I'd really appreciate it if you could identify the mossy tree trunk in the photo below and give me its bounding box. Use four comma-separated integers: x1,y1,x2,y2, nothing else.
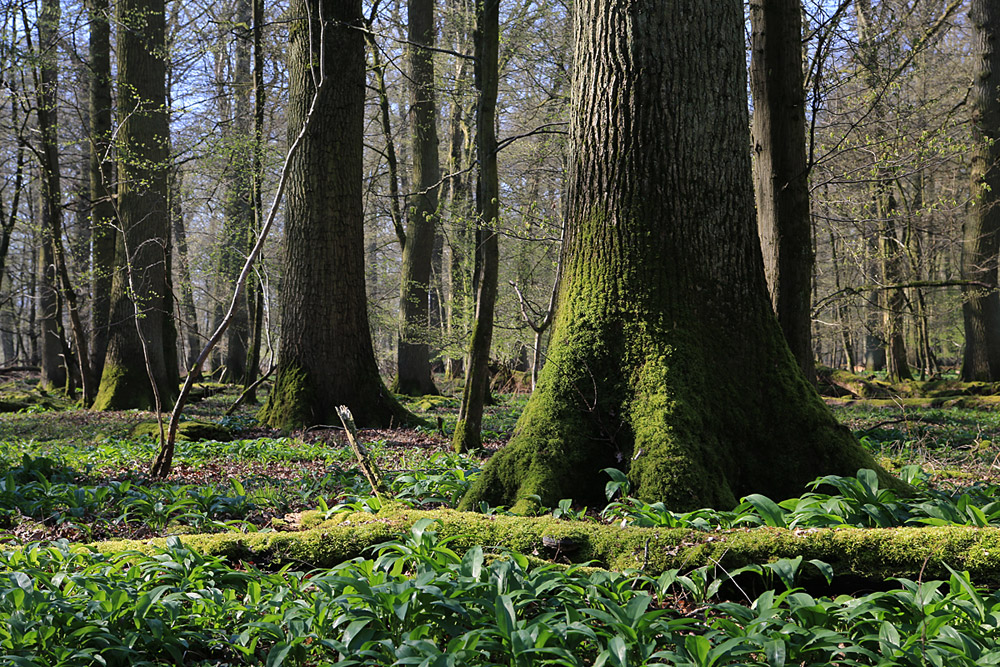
750,0,815,384
962,0,1000,382
93,0,179,410
452,0,499,453
258,0,416,430
393,0,441,397
460,0,894,514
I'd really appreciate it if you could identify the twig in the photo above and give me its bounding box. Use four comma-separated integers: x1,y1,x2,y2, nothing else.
337,405,388,499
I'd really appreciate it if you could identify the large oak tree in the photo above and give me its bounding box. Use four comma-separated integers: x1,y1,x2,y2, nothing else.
460,0,894,513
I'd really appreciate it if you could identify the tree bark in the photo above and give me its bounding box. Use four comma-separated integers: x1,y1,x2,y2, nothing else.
87,0,115,386
93,0,178,410
35,0,66,392
460,0,893,513
242,0,266,398
962,0,1000,381
217,0,254,383
750,0,815,384
258,0,417,429
452,0,500,453
393,0,442,396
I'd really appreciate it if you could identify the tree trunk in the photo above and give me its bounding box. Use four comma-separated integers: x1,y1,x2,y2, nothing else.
35,0,66,392
169,167,201,372
93,0,178,410
242,0,266,398
750,0,815,384
217,0,254,383
452,0,500,453
393,0,442,396
962,0,1000,381
87,0,115,387
460,0,893,513
258,0,417,429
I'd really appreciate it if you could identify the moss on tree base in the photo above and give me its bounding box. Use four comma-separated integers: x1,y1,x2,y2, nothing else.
91,362,177,411
258,362,424,430
86,506,1000,590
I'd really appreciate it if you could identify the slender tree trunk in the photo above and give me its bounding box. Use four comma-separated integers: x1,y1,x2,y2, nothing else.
258,0,417,429
93,0,178,410
452,0,500,453
393,0,442,396
750,0,815,383
242,0,266,398
87,0,115,386
962,0,1000,381
217,0,254,383
34,0,65,391
169,168,201,372
444,0,473,379
460,0,892,513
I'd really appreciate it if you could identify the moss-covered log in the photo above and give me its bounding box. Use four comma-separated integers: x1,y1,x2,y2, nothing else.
459,1,895,514
89,507,1000,590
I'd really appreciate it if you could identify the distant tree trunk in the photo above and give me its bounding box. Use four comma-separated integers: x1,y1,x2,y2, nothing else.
879,190,913,381
460,0,891,513
444,0,473,380
242,0,266,398
93,0,178,410
217,0,254,383
35,0,66,391
453,0,500,453
750,0,815,383
87,0,115,386
258,0,417,429
37,0,93,401
393,0,442,396
169,168,201,372
962,0,1000,381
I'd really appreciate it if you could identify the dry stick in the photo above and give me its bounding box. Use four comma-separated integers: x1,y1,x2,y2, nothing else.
149,69,328,477
336,405,388,499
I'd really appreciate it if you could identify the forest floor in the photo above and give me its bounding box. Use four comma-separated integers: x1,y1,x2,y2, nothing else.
7,370,1000,664
2,369,1000,541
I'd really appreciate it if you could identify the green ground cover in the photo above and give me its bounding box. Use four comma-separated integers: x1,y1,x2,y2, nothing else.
5,373,1000,664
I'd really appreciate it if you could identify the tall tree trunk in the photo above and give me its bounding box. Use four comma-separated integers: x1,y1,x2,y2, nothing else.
962,0,1000,381
93,0,178,410
452,0,500,453
87,0,115,386
242,0,266,398
258,0,417,429
460,0,892,513
750,0,815,383
217,0,254,383
445,57,473,379
34,0,65,391
393,0,442,396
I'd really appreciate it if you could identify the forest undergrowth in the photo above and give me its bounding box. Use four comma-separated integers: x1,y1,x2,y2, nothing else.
5,371,1000,664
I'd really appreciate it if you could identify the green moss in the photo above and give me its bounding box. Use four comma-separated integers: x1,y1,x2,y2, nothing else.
131,420,233,442
92,362,176,411
257,363,314,430
83,507,1000,589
